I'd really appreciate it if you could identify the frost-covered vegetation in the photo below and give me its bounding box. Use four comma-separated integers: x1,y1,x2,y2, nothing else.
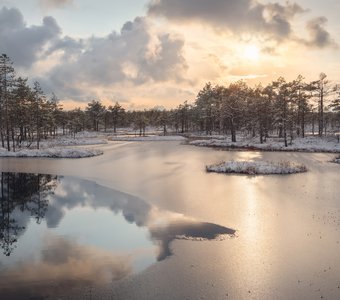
190,135,340,153
0,147,103,158
206,160,307,175
0,131,105,158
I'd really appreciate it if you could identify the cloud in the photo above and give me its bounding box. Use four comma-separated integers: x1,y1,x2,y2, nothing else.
0,6,61,68
147,0,339,53
304,17,337,48
147,0,305,41
39,0,74,10
0,6,187,100
45,35,84,58
39,17,187,99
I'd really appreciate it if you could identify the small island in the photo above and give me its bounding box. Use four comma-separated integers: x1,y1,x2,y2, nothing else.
206,160,307,175
0,132,106,158
0,147,103,158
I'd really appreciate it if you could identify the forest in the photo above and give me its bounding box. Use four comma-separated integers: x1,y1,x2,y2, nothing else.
1,53,340,152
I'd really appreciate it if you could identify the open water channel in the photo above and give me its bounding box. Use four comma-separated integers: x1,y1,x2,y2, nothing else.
0,141,339,299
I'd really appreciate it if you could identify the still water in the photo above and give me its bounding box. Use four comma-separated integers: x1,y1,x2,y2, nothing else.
0,141,339,299
0,172,234,299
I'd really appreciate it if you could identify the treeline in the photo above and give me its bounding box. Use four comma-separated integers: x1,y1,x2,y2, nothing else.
1,54,340,152
192,75,340,146
58,75,340,146
0,54,64,151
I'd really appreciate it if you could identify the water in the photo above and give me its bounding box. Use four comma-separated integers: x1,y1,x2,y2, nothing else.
0,171,234,299
0,141,339,299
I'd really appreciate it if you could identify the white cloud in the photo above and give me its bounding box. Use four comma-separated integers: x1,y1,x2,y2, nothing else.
0,7,61,68
39,17,187,101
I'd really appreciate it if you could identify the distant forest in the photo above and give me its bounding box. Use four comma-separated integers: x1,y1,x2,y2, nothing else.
1,54,340,152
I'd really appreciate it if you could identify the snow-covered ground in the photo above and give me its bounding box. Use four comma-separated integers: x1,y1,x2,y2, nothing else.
43,132,108,147
0,133,107,158
333,155,340,164
0,147,103,158
2,130,339,159
189,135,340,153
206,160,307,175
109,135,187,141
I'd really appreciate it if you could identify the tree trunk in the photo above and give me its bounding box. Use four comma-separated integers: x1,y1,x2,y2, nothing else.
230,119,236,142
301,111,305,138
319,90,324,137
11,128,15,152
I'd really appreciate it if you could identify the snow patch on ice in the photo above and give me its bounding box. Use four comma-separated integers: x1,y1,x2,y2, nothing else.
206,160,307,175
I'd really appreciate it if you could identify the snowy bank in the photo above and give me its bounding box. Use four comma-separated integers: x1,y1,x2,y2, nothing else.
190,136,340,153
206,160,307,175
42,134,108,147
0,147,103,158
109,135,187,141
333,155,340,164
46,137,107,147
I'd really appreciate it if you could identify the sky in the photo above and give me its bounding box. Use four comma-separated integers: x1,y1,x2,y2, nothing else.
0,0,339,110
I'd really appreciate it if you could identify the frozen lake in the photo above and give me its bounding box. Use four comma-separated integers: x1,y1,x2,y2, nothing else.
0,141,339,299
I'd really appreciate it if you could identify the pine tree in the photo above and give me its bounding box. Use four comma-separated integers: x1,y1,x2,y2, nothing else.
0,54,16,151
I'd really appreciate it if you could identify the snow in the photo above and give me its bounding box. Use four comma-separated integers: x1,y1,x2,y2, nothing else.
109,135,187,141
0,132,186,158
0,147,103,158
43,138,107,147
42,133,108,147
206,160,307,175
189,135,340,153
0,133,107,158
333,155,340,164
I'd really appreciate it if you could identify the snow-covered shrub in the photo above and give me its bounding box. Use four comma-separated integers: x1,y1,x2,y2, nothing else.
206,160,307,175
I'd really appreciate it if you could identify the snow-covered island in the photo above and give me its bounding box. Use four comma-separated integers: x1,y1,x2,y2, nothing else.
206,160,307,175
0,132,106,158
189,135,340,153
0,147,103,158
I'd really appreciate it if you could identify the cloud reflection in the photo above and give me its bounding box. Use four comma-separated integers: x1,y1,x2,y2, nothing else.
48,177,236,260
0,236,132,299
0,172,235,298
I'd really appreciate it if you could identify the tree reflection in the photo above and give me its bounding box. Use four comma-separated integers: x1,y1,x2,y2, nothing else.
0,174,236,299
0,172,58,256
0,172,236,261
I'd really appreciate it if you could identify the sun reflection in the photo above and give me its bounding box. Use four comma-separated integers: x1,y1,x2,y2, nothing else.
243,178,260,242
236,151,262,160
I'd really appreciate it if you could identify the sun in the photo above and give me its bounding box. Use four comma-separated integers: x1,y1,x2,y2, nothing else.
243,45,260,61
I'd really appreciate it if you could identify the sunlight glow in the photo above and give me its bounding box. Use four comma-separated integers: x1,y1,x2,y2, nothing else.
243,45,260,61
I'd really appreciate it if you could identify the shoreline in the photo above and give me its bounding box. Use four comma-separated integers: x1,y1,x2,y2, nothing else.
188,142,340,154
